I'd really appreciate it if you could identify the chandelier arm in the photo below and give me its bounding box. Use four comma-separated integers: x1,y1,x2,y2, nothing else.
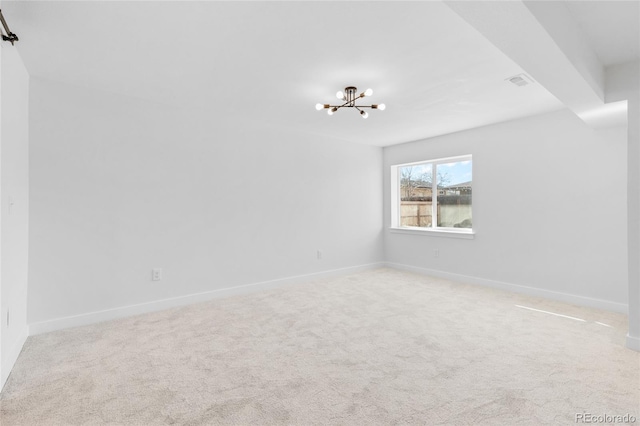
326,103,349,109
327,104,375,109
331,96,364,109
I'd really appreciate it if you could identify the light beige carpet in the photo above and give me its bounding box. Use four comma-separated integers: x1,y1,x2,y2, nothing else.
1,268,638,425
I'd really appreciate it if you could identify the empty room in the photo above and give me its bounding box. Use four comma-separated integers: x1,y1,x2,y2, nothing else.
0,1,638,424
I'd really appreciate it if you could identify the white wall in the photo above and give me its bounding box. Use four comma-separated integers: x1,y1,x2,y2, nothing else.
28,78,383,330
0,44,30,388
605,60,640,349
384,108,628,311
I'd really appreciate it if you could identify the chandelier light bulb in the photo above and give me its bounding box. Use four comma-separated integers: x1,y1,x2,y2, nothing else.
360,110,369,119
315,103,324,111
336,91,345,100
327,108,334,116
364,88,373,97
377,103,386,110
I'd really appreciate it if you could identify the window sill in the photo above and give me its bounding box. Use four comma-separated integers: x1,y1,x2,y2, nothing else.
389,226,475,239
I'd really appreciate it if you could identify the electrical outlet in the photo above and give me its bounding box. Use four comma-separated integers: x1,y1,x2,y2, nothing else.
152,268,162,281
317,250,323,260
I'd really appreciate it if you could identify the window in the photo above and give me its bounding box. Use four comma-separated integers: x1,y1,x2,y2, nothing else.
391,155,472,234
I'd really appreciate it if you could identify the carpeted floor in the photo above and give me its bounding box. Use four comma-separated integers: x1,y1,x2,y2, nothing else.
1,268,638,425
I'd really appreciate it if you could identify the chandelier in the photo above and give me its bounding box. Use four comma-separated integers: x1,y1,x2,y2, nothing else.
315,86,385,119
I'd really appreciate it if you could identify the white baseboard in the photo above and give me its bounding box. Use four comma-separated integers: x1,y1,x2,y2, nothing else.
384,262,628,314
28,262,384,336
1,325,29,391
627,334,640,352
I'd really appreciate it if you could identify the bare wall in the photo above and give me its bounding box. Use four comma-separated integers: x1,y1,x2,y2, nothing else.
28,78,383,326
1,44,29,388
383,108,627,311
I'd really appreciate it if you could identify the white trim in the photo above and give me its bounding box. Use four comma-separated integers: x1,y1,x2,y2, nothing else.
391,166,399,227
627,334,640,352
28,263,384,336
384,262,628,314
389,227,475,239
398,154,472,168
432,162,438,223
1,325,29,391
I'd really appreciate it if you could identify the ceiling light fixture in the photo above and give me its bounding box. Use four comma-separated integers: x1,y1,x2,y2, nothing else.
315,86,385,119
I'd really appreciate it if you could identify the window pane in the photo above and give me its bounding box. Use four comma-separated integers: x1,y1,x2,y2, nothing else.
399,164,433,227
436,160,472,228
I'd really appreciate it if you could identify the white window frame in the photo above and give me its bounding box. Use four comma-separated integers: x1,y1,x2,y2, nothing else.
390,154,474,239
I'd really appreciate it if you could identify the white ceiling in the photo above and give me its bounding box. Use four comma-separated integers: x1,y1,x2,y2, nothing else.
564,0,639,67
2,1,637,147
